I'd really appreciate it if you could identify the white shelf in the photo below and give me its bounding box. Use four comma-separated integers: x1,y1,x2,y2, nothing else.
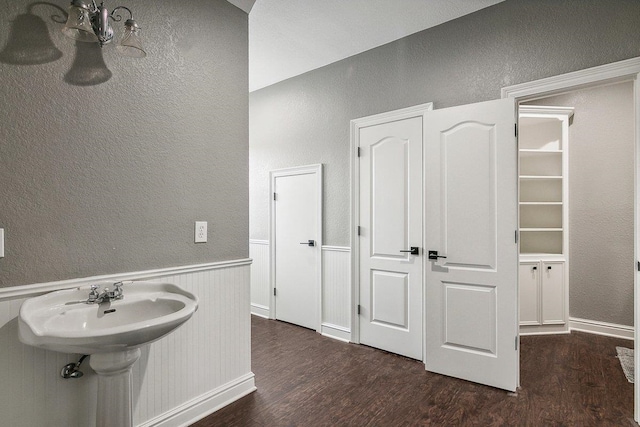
519,202,563,205
519,175,562,180
519,149,562,154
520,253,565,260
520,228,563,232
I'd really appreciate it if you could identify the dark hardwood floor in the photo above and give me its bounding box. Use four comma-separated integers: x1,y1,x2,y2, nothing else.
193,316,635,426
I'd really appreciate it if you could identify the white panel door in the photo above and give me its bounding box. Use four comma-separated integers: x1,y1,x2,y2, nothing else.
425,98,518,391
359,116,423,360
272,166,322,330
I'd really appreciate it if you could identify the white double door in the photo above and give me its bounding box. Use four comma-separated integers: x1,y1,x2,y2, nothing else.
357,98,518,391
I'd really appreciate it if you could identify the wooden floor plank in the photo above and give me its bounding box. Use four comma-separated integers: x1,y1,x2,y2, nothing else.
192,317,634,426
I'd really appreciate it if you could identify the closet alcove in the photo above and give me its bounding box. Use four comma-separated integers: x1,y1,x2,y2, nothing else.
518,106,573,334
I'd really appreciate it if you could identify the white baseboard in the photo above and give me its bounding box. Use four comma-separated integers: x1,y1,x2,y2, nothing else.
251,304,270,318
520,330,571,336
569,317,634,340
520,323,569,336
321,323,351,343
139,373,256,427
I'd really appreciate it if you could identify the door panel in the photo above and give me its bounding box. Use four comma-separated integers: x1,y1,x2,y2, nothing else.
371,137,409,257
443,282,497,354
442,122,497,270
273,167,321,330
425,98,518,391
359,116,423,360
371,270,409,328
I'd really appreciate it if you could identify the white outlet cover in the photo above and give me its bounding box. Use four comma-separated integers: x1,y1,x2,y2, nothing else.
195,221,207,243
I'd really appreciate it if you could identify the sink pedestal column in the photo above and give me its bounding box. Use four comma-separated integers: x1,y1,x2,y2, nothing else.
89,348,142,427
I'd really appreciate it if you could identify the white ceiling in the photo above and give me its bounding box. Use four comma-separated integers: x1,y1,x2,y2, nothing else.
247,0,505,92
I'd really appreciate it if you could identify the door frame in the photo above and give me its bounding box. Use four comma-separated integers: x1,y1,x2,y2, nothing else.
269,164,323,333
349,102,433,352
502,56,640,422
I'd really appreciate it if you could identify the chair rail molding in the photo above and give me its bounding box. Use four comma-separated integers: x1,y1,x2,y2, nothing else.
0,258,252,301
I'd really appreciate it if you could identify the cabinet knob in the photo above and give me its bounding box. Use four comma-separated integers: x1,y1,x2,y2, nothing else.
547,266,552,270
532,266,537,271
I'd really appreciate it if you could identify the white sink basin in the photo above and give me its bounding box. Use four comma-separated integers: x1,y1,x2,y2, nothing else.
18,281,198,354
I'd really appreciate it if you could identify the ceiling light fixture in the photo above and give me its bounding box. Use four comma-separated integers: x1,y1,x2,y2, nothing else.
62,0,146,58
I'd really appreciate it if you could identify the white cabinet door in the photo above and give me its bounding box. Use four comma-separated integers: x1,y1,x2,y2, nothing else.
519,262,540,325
425,98,518,392
542,261,565,324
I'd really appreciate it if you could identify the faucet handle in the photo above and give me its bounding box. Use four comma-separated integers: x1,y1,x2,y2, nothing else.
114,281,124,295
87,284,100,303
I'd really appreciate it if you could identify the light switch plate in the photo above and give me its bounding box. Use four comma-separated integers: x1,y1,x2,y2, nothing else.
0,228,4,258
195,221,207,243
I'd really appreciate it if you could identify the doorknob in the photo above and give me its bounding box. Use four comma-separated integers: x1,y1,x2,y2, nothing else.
299,240,315,247
400,247,419,255
428,250,447,260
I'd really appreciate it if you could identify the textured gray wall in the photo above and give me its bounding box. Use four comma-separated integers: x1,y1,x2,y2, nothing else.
527,82,635,326
249,0,640,245
0,0,248,287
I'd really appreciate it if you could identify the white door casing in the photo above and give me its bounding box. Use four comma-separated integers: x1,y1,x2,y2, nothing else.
351,103,433,361
502,57,640,418
270,164,322,331
424,98,519,391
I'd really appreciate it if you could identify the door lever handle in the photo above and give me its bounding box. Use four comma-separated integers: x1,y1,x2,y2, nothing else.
300,240,315,247
400,247,419,255
428,250,447,260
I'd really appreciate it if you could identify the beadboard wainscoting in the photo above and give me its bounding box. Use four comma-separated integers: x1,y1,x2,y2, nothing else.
320,246,351,342
0,260,254,427
249,240,270,318
249,240,351,341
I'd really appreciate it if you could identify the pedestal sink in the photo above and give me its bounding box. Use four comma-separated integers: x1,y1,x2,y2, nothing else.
18,281,198,427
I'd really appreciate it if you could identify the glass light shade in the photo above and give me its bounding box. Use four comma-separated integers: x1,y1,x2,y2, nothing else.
116,20,146,58
62,4,98,43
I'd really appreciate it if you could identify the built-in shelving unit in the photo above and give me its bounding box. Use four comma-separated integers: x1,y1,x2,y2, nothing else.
518,105,574,335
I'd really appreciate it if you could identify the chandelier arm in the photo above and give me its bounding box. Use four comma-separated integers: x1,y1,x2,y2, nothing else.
110,6,133,22
27,2,70,24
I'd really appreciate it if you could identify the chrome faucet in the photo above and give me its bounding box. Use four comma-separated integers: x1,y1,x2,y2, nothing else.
86,281,124,304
